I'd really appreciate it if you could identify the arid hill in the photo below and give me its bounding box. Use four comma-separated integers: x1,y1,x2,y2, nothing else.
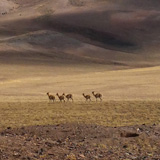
0,0,160,101
0,0,160,67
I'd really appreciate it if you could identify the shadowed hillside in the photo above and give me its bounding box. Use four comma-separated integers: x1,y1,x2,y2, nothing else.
0,0,160,66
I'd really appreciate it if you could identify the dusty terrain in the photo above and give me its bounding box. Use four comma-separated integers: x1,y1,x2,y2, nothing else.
0,101,160,159
0,0,160,159
0,123,160,160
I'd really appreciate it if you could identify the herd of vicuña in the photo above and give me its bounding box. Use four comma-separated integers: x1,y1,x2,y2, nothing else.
47,91,102,102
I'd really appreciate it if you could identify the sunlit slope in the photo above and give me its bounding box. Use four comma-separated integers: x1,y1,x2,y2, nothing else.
0,65,160,101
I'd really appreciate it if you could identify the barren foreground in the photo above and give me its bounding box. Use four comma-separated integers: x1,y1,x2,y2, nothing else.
0,101,160,159
0,123,160,160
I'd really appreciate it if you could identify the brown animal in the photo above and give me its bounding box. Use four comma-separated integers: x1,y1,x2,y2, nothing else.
82,93,91,101
92,91,102,101
47,92,55,102
63,93,73,101
56,93,65,102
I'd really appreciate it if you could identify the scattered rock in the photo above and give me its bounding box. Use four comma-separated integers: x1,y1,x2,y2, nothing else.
13,151,20,158
38,148,44,155
93,155,99,159
79,154,85,158
57,139,62,144
123,145,128,148
137,128,143,132
0,124,159,159
98,154,103,158
47,149,55,156
7,127,11,130
120,132,139,138
66,153,76,160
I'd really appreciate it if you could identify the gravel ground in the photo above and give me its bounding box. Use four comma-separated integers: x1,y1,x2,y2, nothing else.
0,123,159,160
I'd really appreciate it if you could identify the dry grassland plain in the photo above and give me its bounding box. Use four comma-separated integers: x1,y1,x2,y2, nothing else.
0,65,160,130
0,101,160,130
